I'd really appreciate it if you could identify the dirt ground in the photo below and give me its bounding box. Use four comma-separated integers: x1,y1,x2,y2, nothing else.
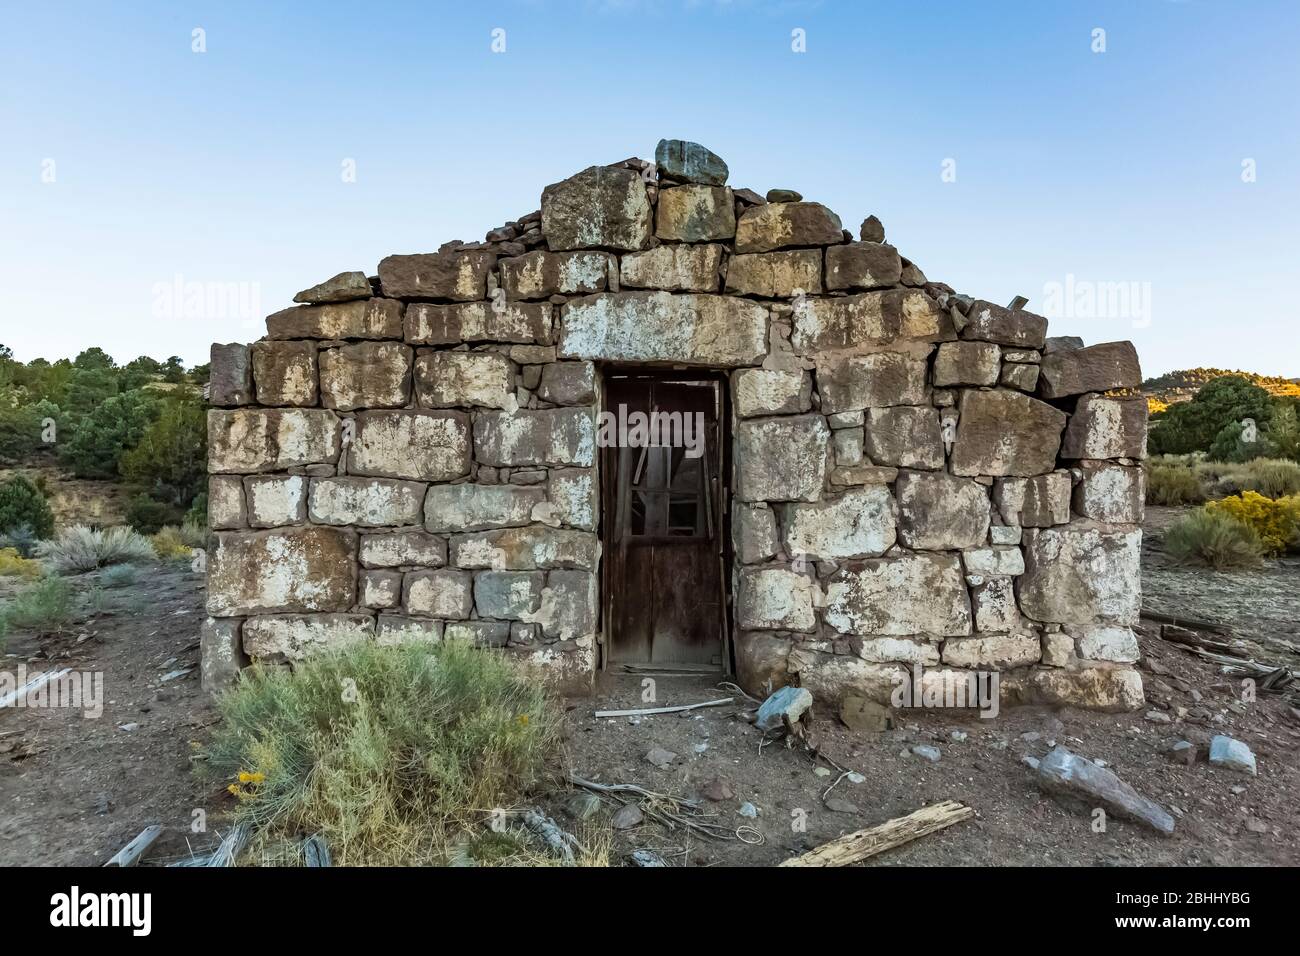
2,506,1297,867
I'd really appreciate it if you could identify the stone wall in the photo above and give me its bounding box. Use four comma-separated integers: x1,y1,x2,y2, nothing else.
202,138,1148,713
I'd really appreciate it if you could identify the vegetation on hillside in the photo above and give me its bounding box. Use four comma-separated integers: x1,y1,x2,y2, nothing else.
1148,374,1300,462
1143,367,1300,399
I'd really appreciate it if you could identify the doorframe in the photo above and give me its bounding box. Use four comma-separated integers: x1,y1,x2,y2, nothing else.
595,365,736,676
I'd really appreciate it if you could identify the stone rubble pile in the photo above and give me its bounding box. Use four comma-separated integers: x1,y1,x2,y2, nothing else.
203,138,1147,712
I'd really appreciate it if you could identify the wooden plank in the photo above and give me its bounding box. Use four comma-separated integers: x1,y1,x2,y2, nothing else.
780,800,974,867
593,697,733,718
104,825,162,867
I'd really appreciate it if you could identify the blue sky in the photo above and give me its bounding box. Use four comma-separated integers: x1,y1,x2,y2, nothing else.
2,0,1297,378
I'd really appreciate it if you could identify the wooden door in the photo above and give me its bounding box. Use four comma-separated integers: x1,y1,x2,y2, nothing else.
602,375,726,667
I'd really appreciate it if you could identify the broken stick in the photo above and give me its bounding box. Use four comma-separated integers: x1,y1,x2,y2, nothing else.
593,697,733,718
780,800,974,867
104,825,162,867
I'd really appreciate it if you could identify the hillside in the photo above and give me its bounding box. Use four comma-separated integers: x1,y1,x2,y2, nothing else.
1143,367,1300,411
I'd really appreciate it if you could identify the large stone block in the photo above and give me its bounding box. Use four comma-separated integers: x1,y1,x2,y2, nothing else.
1031,665,1144,712
786,647,908,707
993,472,1072,527
941,633,1040,669
933,341,1000,387
960,300,1047,349
414,351,514,409
265,298,403,339
500,250,611,300
620,243,722,292
404,568,473,619
791,290,955,353
245,475,308,527
733,369,811,418
209,343,253,406
950,390,1067,477
445,620,511,647
736,567,817,632
734,503,779,564
208,526,356,615
359,530,447,569
1073,462,1144,523
209,408,341,474
200,617,245,692
546,468,597,531
319,342,412,410
361,569,402,609
1038,341,1141,399
529,570,598,641
779,486,896,560
242,614,375,664
424,483,546,533
293,270,371,304
735,415,829,502
817,352,929,413
734,631,792,697
538,361,596,406
725,249,823,297
864,406,944,469
377,249,497,300
450,526,599,570
824,242,902,291
655,138,728,186
376,615,444,646
541,165,653,252
896,471,990,549
856,636,940,665
474,408,596,467
347,410,471,481
972,576,1019,632
1072,624,1140,663
1061,395,1147,460
558,292,767,367
655,185,735,242
307,477,426,527
1019,522,1142,624
251,340,318,407
208,475,247,529
825,553,972,637
474,570,545,619
404,301,551,346
734,202,843,253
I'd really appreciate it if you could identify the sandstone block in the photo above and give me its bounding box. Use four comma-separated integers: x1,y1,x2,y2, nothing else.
251,340,318,407
200,617,245,692
933,341,1000,387
896,471,990,549
1019,522,1142,624
242,614,374,664
208,527,356,615
424,483,546,533
208,475,247,529
993,472,1072,527
1073,462,1145,523
817,352,928,413
266,298,403,339
736,567,817,632
1061,395,1147,460
319,342,412,410
779,486,897,560
962,546,1024,576
377,249,497,300
347,410,471,481
445,620,511,647
733,369,811,418
864,406,944,469
825,553,972,637
245,475,308,527
474,408,596,467
500,250,611,300
209,343,253,406
735,414,829,502
208,408,341,474
620,243,723,292
786,647,908,707
359,530,447,568
376,616,444,645
791,290,954,353
734,503,780,564
547,468,597,531
294,270,371,304
972,576,1020,632
655,138,728,186
414,351,514,409
404,569,473,619
734,631,792,697
735,202,843,253
559,292,767,367
1031,665,1144,712
307,477,426,527
824,242,902,291
950,390,1067,477
1039,341,1141,399
404,300,552,346
655,185,735,242
725,249,823,297
361,570,403,609
960,300,1047,349
450,526,599,570
541,165,653,252
941,633,1040,669
1000,361,1039,392
1073,624,1140,663
474,570,546,619
530,570,598,641
538,361,596,405
856,637,940,666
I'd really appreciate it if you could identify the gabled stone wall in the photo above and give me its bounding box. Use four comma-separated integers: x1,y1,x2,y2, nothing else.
202,138,1148,713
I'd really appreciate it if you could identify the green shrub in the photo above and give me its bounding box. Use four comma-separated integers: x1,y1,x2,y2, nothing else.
206,639,561,866
0,523,42,558
1205,491,1300,555
149,524,203,560
36,524,156,573
119,398,207,505
0,475,55,539
0,576,74,633
1144,463,1205,506
98,563,138,588
125,494,186,535
185,491,208,529
58,390,158,479
1163,507,1265,569
1244,459,1300,499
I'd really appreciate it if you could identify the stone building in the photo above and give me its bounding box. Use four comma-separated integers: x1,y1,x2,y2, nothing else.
202,139,1148,713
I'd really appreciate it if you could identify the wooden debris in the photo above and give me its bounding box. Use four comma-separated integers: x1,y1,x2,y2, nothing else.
104,825,162,867
1140,609,1233,635
780,800,973,867
593,697,732,718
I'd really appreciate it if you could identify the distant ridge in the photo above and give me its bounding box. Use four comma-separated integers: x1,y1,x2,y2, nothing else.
1143,367,1300,410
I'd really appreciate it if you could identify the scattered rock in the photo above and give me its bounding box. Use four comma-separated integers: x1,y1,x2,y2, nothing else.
611,803,644,830
840,695,892,733
564,792,602,821
824,797,858,814
737,802,759,818
1035,746,1175,836
701,778,734,802
644,746,677,769
755,685,813,733
911,745,941,762
766,188,803,202
1208,735,1257,775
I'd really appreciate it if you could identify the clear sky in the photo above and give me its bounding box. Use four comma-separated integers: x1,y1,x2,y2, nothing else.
2,0,1297,378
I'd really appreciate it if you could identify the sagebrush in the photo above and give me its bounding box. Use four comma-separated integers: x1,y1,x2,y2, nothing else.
1163,507,1265,569
36,524,156,573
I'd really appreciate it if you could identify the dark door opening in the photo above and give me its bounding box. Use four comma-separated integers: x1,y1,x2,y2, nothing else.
600,371,730,671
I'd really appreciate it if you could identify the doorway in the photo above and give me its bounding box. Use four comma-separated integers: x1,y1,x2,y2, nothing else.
600,371,730,671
